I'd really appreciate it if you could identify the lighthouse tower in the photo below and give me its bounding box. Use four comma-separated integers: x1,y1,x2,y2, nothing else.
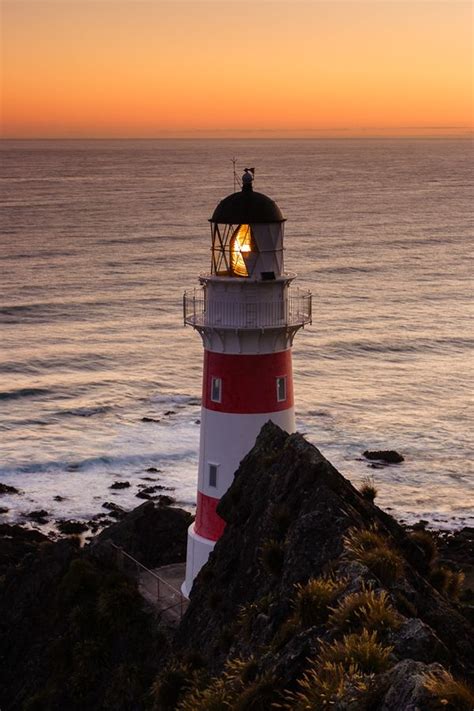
182,170,311,596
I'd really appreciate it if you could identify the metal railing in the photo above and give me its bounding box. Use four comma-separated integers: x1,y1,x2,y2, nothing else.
109,542,187,621
183,288,312,330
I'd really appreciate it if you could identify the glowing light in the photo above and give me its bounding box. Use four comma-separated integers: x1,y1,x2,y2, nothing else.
231,225,252,277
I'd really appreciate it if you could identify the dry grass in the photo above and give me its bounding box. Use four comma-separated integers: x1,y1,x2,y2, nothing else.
344,526,404,584
328,586,402,634
277,661,370,710
176,657,279,711
409,529,439,566
423,669,474,711
359,476,378,503
318,629,393,674
293,575,348,628
430,566,465,601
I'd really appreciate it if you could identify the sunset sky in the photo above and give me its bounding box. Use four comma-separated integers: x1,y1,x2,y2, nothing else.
1,0,472,138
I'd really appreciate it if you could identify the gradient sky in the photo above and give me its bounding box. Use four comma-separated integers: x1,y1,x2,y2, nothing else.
1,0,472,138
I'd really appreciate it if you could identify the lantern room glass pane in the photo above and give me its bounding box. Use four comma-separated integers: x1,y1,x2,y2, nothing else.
230,224,252,277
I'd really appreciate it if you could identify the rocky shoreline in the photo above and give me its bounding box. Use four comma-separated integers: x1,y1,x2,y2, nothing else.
1,424,473,709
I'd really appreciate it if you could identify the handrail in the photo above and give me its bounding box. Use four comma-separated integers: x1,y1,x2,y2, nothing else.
108,541,187,620
183,287,312,330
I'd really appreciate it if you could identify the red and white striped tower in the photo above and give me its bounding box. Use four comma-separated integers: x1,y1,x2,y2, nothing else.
182,170,311,596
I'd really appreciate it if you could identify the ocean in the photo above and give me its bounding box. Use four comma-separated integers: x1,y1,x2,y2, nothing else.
0,138,472,531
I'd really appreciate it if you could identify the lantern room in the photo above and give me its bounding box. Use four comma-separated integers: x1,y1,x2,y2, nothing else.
209,170,286,280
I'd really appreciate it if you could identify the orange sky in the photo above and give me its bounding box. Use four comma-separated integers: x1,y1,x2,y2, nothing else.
1,0,472,138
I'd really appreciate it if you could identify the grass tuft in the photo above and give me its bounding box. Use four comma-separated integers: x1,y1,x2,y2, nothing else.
318,629,393,674
293,575,348,628
359,476,378,503
429,566,465,601
277,661,369,710
328,586,402,634
409,529,438,566
237,594,275,638
423,669,474,711
344,526,404,584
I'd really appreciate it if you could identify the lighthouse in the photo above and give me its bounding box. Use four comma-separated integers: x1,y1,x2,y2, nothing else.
182,170,311,596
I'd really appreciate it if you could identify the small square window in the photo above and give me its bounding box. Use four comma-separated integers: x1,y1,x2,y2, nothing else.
209,463,218,488
276,376,287,402
211,377,222,403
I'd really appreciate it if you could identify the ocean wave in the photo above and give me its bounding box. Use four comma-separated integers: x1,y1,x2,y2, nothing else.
0,387,52,402
55,405,113,418
321,336,474,358
0,449,196,478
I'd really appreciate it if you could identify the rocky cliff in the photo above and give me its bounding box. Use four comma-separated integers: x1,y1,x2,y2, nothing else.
1,423,473,710
165,423,474,710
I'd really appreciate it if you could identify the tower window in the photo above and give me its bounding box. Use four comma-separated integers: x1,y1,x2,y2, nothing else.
209,463,218,488
211,377,222,403
276,376,287,402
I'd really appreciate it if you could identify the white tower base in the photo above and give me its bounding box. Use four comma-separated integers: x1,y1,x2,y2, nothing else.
181,524,216,598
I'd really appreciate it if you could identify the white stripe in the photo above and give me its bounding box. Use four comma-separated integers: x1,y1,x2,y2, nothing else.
197,407,295,499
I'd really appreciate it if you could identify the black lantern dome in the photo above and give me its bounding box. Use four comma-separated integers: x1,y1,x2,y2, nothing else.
210,182,285,225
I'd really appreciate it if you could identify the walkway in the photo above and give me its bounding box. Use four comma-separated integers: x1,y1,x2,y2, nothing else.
109,542,188,624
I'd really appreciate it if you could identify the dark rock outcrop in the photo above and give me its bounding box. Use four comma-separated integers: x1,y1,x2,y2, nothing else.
363,449,404,464
0,483,21,495
91,501,192,569
171,423,473,709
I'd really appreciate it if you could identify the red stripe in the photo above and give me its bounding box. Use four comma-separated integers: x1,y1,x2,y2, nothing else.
202,350,294,413
195,491,226,541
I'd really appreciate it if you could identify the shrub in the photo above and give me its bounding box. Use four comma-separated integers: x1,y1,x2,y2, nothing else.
359,476,378,503
278,661,369,710
328,586,402,634
318,629,393,674
260,539,285,577
423,669,474,711
344,526,404,584
293,575,347,628
409,529,438,566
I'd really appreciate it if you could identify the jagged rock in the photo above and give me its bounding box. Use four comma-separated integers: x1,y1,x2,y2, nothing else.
363,450,404,464
146,467,161,473
175,423,473,689
375,659,443,711
109,481,130,490
53,495,66,502
0,483,21,495
388,618,450,665
0,507,9,514
91,501,192,568
141,416,160,423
